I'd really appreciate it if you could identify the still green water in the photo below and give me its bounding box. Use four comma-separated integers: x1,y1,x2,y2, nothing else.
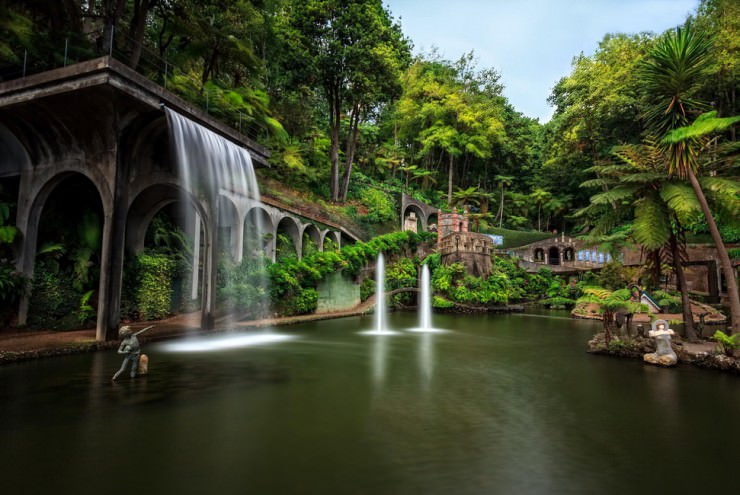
1,311,738,494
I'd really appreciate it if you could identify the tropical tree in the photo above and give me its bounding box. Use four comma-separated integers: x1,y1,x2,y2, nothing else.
275,0,411,203
641,25,740,333
580,143,712,340
450,186,480,213
494,175,514,229
530,187,551,232
397,55,505,207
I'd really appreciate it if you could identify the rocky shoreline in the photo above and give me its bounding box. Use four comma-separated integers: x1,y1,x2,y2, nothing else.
587,332,740,375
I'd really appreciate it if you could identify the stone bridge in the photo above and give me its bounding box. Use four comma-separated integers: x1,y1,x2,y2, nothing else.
0,57,358,340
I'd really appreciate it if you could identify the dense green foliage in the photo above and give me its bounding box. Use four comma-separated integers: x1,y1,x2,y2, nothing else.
266,230,433,315
712,330,740,356
1,2,734,232
133,253,175,320
0,1,737,330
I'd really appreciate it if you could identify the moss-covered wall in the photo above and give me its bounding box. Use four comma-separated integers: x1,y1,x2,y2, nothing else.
316,272,360,312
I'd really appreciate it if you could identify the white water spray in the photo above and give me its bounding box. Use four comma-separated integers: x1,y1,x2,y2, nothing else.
374,253,388,334
420,264,431,331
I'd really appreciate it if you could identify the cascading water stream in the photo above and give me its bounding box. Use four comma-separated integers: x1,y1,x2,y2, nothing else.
420,264,431,330
164,108,269,331
165,108,260,203
374,253,387,334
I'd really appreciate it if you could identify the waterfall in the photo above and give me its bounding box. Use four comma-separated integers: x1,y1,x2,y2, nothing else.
165,108,260,202
165,108,267,323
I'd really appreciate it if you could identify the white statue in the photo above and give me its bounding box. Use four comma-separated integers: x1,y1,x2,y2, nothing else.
643,319,677,366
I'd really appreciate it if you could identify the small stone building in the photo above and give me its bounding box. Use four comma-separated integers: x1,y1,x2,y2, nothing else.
437,210,493,278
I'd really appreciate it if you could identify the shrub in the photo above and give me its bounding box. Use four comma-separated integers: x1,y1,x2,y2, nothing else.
712,330,740,357
360,277,375,302
134,253,174,320
358,187,395,224
652,290,682,313
541,296,576,309
598,261,628,290
0,266,27,305
432,295,455,309
27,262,79,329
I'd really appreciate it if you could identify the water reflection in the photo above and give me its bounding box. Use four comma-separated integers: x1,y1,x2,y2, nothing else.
371,334,389,389
642,364,680,432
419,332,434,389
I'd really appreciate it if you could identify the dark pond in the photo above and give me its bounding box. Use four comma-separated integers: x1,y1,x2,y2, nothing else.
1,311,738,494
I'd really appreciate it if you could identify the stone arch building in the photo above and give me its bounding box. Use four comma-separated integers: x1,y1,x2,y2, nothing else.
0,57,356,340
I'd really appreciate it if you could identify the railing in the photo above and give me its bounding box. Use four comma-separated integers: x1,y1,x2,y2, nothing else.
0,28,268,143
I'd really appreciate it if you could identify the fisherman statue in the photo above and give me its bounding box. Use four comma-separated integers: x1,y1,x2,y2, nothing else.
112,325,153,381
643,319,677,366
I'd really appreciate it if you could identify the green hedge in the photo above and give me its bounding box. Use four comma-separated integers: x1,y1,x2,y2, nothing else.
134,253,174,320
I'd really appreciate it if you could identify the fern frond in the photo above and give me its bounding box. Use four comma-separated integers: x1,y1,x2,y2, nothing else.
660,182,702,224
619,172,665,183
590,186,639,205
580,178,615,188
632,196,670,250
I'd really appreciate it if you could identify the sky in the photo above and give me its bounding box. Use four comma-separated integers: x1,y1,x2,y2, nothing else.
385,0,700,122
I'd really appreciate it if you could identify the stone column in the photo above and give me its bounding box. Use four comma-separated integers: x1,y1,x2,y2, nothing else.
200,206,218,330
13,171,41,327
191,212,201,301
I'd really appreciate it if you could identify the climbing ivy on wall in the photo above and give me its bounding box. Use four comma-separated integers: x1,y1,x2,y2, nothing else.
133,253,174,320
266,231,435,316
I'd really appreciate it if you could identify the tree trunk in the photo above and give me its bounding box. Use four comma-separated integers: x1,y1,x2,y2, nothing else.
127,0,155,69
328,87,341,202
670,231,697,341
537,205,541,232
688,171,740,333
340,104,362,203
498,185,504,228
447,153,454,207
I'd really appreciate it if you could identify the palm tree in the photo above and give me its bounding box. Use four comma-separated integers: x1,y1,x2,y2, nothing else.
450,186,481,213
530,188,551,232
411,168,438,190
494,175,514,229
641,25,740,333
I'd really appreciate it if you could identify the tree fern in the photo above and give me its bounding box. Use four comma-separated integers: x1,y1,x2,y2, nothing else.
660,182,702,225
632,196,670,250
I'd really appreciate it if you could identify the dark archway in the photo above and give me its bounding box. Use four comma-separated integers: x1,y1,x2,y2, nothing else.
29,174,104,329
302,224,321,257
548,246,560,265
245,206,274,260
563,247,575,262
276,216,300,260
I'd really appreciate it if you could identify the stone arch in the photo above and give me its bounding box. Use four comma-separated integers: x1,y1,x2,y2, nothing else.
401,193,438,233
340,231,356,248
0,123,31,178
301,223,322,257
534,248,545,262
276,215,301,260
245,205,275,260
563,247,575,262
18,172,106,329
217,195,240,261
402,204,425,232
427,212,439,233
548,246,561,265
322,230,341,251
